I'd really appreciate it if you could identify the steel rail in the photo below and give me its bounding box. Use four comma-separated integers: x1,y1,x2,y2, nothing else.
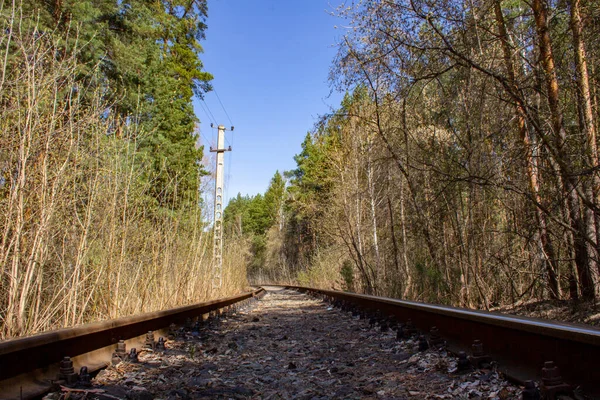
0,288,265,399
275,285,600,397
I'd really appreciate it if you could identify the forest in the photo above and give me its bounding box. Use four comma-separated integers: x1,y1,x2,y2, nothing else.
2,0,599,340
225,0,600,310
0,0,246,340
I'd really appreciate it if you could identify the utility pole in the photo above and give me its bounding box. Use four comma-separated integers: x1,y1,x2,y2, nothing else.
209,124,233,289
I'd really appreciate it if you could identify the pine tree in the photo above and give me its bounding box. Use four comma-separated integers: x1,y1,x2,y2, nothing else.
264,171,286,227
22,0,213,209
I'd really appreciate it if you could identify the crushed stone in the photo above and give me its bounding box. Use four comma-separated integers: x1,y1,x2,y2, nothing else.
44,288,524,399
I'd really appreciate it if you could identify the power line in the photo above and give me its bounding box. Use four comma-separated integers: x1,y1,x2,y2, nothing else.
213,88,234,127
201,98,218,127
197,102,216,151
198,101,215,127
201,87,235,208
211,89,234,194
199,128,214,149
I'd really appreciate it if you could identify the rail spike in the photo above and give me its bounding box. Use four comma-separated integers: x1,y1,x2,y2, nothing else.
116,339,127,357
128,348,139,363
145,331,155,350
428,326,444,349
79,366,91,387
540,361,572,399
58,356,78,385
468,339,492,368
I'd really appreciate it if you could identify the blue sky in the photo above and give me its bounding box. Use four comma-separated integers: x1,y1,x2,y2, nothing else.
194,0,344,204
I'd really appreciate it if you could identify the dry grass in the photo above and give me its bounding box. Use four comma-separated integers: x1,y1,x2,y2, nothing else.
0,7,246,339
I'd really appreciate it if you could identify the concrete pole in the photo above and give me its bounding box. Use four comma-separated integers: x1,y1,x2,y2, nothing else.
210,125,232,289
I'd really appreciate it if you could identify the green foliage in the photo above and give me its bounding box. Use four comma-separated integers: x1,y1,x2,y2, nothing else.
223,193,251,236
0,14,235,338
340,260,355,291
22,0,213,209
282,91,368,278
0,1,237,338
245,194,270,235
283,131,337,269
223,193,268,236
264,171,285,223
289,133,334,207
248,234,267,276
224,171,287,237
223,172,288,277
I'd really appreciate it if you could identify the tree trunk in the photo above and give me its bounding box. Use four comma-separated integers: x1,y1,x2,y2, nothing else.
366,148,382,283
387,195,401,295
494,0,560,298
568,0,600,277
399,178,412,298
569,0,598,169
532,0,599,299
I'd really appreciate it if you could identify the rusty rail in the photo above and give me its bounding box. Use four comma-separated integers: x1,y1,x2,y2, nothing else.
0,288,265,399
277,285,600,397
2,285,598,398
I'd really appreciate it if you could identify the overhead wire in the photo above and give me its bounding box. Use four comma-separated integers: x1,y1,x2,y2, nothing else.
209,88,235,205
197,100,214,125
201,98,218,128
213,88,234,127
198,87,236,207
198,101,216,142
197,102,216,160
213,91,233,148
199,126,214,149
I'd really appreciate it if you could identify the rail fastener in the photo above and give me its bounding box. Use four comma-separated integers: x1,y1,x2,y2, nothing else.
275,284,600,398
0,287,265,399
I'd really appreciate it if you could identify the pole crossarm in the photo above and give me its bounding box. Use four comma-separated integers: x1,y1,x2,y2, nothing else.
209,146,232,152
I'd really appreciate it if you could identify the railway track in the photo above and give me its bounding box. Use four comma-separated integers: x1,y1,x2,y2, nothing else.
0,288,266,399
283,285,600,399
0,285,598,399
